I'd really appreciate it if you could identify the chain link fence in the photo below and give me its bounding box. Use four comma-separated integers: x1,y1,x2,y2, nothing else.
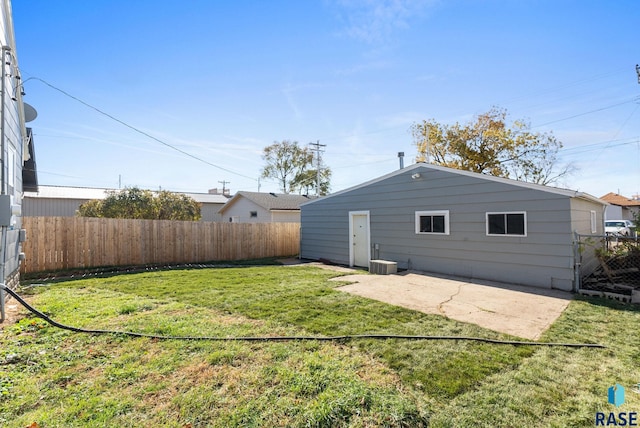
575,232,640,302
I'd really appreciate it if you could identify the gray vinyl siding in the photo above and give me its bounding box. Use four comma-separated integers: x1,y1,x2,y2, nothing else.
4,113,23,282
301,210,349,262
570,197,605,280
570,197,604,235
301,165,604,290
4,227,20,276
23,197,89,217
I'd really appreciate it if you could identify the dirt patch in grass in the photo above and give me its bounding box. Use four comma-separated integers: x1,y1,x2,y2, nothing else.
0,298,28,328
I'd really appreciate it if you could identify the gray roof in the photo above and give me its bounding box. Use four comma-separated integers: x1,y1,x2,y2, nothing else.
302,163,606,206
219,191,315,213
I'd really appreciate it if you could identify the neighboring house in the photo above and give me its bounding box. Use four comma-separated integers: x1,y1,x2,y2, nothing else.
0,0,38,293
219,191,313,223
300,163,606,291
189,192,230,222
600,192,640,221
23,186,229,222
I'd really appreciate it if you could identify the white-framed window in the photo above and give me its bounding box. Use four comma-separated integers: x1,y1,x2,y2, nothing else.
590,210,597,233
486,212,527,236
415,210,450,235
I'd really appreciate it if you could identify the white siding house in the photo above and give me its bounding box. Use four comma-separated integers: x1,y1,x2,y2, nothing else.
218,191,314,223
300,163,606,291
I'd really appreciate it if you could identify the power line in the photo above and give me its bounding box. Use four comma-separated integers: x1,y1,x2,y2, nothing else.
532,96,640,128
23,76,257,181
500,67,630,105
559,136,640,154
313,68,636,143
560,66,640,169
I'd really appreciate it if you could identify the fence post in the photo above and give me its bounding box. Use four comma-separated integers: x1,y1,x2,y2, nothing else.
573,231,581,292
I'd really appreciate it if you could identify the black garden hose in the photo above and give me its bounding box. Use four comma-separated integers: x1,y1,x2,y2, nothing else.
0,284,606,349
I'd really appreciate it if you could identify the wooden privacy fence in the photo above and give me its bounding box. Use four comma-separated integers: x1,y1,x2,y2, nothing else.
21,217,300,274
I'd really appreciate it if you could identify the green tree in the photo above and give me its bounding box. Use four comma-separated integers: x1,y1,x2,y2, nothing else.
291,168,332,196
156,190,202,221
100,187,157,219
76,199,102,217
411,107,575,185
77,187,201,221
261,140,319,194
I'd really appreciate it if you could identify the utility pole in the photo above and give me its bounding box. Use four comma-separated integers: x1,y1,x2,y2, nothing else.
218,180,230,196
308,140,326,196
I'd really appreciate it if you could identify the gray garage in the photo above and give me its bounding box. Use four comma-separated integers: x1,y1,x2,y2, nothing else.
300,163,606,291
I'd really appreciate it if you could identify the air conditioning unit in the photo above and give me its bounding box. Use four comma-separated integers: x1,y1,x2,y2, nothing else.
369,260,398,275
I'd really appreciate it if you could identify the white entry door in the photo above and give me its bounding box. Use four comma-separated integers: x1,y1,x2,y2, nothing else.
349,211,370,267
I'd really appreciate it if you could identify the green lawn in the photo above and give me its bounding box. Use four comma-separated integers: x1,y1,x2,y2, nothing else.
1,265,639,427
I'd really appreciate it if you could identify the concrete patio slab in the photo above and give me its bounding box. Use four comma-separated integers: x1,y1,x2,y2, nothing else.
329,270,573,340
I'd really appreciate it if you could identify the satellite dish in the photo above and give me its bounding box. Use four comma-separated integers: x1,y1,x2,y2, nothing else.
24,102,37,122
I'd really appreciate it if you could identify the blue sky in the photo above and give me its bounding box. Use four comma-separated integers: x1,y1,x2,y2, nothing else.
11,0,640,198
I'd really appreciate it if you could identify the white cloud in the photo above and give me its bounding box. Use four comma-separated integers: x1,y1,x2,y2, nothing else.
330,0,435,44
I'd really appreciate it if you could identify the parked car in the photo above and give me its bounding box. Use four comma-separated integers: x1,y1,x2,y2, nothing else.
605,220,636,236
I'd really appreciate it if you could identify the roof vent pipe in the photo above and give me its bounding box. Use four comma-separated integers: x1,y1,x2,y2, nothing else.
398,152,404,169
